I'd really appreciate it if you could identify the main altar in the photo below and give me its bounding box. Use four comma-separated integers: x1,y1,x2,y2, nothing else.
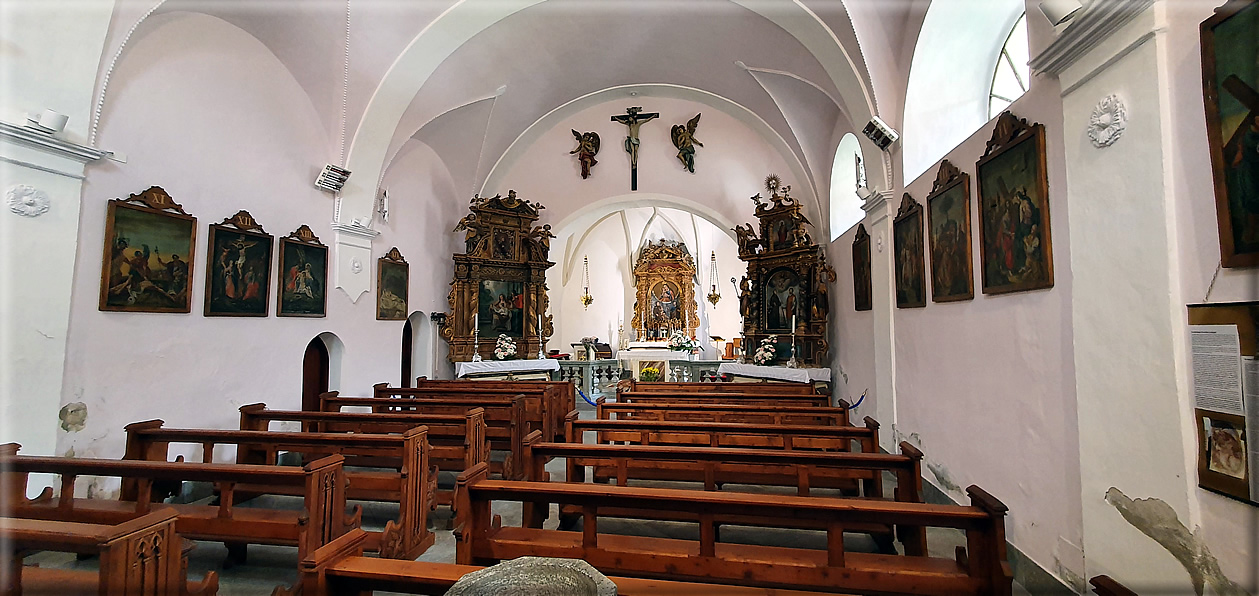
630,240,698,339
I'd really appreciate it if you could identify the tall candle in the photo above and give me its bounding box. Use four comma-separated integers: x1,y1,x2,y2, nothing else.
791,314,796,331
473,313,477,330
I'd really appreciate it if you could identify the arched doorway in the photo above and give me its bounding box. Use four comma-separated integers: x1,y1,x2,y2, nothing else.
403,311,432,386
301,337,330,412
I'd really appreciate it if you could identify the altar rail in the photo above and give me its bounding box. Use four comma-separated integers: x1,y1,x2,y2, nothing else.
557,359,736,396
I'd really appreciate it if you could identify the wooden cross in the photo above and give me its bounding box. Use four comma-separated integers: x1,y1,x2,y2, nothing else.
611,106,659,191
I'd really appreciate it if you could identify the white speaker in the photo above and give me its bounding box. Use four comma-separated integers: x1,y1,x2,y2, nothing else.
861,116,899,151
315,164,351,193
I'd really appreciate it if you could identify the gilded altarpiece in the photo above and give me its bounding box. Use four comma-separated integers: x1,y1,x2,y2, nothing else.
440,191,555,361
630,240,699,340
732,178,835,365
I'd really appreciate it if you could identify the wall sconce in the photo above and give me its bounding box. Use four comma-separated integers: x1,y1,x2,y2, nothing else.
377,188,390,223
707,251,721,306
579,256,594,309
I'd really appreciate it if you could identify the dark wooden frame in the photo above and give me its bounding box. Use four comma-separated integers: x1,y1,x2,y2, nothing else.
277,225,328,317
204,210,273,317
852,223,872,311
926,160,975,302
976,111,1054,295
98,186,197,313
1193,408,1254,504
376,247,409,321
893,193,926,309
1201,0,1259,268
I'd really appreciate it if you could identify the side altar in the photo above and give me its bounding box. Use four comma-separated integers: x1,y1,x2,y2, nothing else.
440,191,554,362
732,176,836,366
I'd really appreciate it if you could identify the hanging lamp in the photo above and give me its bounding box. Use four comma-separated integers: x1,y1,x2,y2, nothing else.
707,251,721,306
579,256,594,309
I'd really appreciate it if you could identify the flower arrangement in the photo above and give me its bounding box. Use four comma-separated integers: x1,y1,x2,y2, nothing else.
494,334,518,360
666,330,700,353
639,366,662,382
752,335,779,365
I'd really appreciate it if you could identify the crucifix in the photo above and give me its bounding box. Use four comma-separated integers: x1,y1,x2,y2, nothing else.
611,106,659,191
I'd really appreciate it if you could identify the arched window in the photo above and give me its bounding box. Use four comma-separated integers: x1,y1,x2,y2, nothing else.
988,14,1030,119
830,133,866,241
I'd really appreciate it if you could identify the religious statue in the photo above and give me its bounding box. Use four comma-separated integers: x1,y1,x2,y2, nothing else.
453,212,488,256
733,223,761,255
812,255,835,320
670,113,703,173
521,224,555,261
611,106,659,191
569,130,600,179
735,276,754,320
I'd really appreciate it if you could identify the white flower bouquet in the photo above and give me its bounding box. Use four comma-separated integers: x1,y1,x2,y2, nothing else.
666,330,700,354
752,335,779,365
494,334,518,360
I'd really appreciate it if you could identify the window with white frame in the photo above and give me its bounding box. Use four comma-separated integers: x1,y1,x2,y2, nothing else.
988,13,1030,119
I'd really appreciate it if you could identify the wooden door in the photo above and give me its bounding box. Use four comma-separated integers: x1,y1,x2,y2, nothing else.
302,337,329,411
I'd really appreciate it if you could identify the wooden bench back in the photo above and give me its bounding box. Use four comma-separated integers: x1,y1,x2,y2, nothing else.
566,411,880,453
238,403,489,471
374,382,567,441
1090,576,1139,596
595,396,850,426
616,390,830,407
121,422,433,559
2,508,218,596
622,380,819,394
453,463,1012,596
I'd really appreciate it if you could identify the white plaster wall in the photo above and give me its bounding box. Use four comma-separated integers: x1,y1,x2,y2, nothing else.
893,72,1082,583
63,13,459,462
0,0,114,463
828,225,876,410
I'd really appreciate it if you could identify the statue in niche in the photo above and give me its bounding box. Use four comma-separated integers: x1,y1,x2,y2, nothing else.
735,276,754,320
570,130,600,179
670,114,703,173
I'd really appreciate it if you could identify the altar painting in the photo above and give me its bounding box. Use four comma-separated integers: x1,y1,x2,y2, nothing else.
763,268,802,332
479,279,524,336
649,280,682,325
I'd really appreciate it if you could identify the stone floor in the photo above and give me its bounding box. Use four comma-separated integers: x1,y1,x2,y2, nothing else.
26,400,1032,595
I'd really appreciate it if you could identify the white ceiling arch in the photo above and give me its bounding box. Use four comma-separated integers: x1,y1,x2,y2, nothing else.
339,0,884,229
480,83,822,225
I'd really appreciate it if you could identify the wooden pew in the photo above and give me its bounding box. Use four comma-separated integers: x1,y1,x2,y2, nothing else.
567,412,880,455
405,378,577,440
1090,576,1139,596
621,380,820,395
453,463,1013,596
273,529,844,596
319,393,528,479
596,395,851,426
3,443,355,567
238,403,488,506
3,508,218,596
616,390,830,408
522,431,926,553
121,421,435,560
374,382,567,442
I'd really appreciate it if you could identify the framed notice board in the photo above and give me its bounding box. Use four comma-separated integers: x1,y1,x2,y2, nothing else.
1187,302,1258,506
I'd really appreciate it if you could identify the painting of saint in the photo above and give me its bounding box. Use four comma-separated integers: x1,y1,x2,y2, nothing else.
479,280,524,336
376,249,409,320
493,228,516,260
893,195,926,308
763,269,802,331
277,229,327,317
649,281,682,327
1202,0,1259,267
976,114,1053,294
99,194,197,313
852,224,872,311
771,218,793,251
205,216,273,317
927,172,974,302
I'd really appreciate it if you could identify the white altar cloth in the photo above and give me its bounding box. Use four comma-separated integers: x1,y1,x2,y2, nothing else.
626,341,669,350
456,359,560,378
717,363,831,384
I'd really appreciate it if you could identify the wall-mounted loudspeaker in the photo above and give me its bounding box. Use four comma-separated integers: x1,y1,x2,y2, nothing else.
861,116,899,152
315,164,351,193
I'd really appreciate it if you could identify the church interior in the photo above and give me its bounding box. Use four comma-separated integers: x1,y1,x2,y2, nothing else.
2,0,1258,593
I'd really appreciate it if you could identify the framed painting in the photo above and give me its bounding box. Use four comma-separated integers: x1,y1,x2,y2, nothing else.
1202,0,1259,268
205,211,273,316
976,111,1054,295
377,247,409,320
893,193,926,308
277,225,327,317
478,279,524,336
926,160,975,302
852,224,872,311
99,186,197,313
762,267,804,332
